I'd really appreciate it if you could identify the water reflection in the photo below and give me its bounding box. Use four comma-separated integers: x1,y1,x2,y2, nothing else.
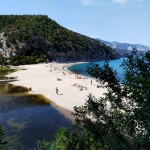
0,72,72,150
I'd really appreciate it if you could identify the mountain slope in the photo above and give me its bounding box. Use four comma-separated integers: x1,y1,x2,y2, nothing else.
96,38,150,55
0,15,119,65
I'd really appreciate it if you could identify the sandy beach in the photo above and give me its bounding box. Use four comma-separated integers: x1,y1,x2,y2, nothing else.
8,62,107,119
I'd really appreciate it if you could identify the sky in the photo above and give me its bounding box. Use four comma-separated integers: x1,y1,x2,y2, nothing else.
0,0,150,46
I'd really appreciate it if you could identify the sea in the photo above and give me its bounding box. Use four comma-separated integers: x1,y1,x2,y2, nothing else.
67,57,125,79
0,58,125,149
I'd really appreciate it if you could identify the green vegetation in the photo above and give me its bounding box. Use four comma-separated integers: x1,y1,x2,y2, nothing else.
37,50,150,150
0,66,14,72
0,126,7,150
0,15,117,65
0,42,2,48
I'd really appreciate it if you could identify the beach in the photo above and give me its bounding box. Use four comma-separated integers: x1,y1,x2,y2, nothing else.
8,62,107,119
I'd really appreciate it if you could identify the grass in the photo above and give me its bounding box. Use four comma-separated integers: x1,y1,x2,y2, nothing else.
0,66,15,72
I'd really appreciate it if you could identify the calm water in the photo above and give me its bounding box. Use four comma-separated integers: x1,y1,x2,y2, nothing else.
0,72,72,150
67,58,125,79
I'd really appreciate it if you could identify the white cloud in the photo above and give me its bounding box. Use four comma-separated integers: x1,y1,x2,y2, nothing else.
112,0,127,3
80,0,145,5
80,0,105,5
112,0,145,3
80,0,94,5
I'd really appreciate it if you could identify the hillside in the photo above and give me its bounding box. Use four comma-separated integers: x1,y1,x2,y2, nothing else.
0,15,119,65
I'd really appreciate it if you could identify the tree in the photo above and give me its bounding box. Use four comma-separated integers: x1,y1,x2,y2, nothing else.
38,50,150,150
0,42,2,48
0,126,7,150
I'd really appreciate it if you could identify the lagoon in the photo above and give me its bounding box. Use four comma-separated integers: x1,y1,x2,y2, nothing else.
0,72,72,150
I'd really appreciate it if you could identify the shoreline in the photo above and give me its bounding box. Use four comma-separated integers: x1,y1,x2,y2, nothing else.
8,62,107,121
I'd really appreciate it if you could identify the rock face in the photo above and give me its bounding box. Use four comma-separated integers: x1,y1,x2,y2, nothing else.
0,32,11,57
0,15,119,64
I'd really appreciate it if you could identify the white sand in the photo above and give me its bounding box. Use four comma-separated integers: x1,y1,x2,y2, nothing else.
8,62,107,116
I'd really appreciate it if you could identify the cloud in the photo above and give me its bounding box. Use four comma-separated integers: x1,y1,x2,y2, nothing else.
80,0,105,5
80,0,94,5
112,0,127,3
80,0,145,5
112,0,145,3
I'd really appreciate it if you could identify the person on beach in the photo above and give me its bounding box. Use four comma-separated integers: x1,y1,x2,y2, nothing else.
77,73,79,79
30,87,32,91
55,87,59,95
91,80,92,86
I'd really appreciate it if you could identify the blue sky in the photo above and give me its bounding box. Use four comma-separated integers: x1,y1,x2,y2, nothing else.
0,0,150,46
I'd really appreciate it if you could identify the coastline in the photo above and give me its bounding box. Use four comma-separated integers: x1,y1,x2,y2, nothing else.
8,62,107,120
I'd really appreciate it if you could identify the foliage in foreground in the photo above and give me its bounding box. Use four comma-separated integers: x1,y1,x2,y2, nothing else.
0,126,7,150
38,50,149,149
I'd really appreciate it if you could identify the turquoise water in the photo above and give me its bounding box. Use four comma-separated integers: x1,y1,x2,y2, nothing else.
0,73,72,150
67,58,125,79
